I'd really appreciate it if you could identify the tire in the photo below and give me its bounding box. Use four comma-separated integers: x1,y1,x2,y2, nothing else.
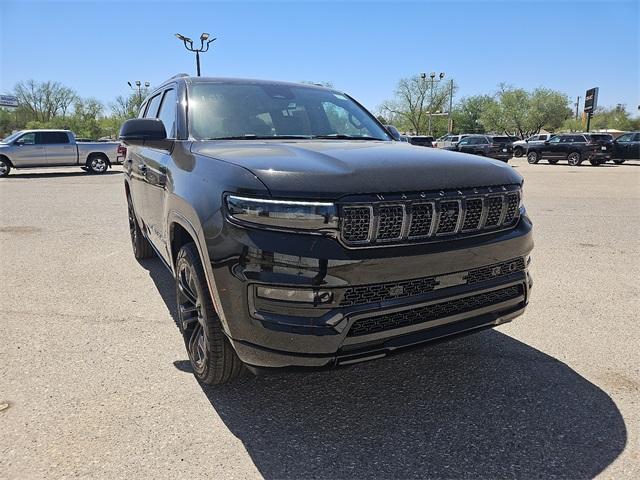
127,195,154,260
613,159,625,165
514,147,524,157
175,242,244,385
87,154,109,174
0,157,10,177
589,159,601,166
567,152,582,166
548,159,560,165
527,151,539,164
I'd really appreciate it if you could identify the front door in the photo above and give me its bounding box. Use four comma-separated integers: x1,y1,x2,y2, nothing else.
541,136,562,158
41,131,77,165
10,132,46,167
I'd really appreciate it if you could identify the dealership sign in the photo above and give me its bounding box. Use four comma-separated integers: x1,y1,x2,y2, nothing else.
584,87,598,113
0,95,18,108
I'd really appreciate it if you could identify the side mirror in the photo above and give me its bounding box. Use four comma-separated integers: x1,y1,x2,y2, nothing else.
384,125,401,141
119,118,172,150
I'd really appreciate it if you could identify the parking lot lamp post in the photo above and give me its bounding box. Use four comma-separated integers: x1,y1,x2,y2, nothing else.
127,81,150,109
175,33,216,77
422,72,445,136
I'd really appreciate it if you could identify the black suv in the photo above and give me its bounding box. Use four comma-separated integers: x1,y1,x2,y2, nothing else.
526,133,613,166
445,135,514,162
120,75,533,384
611,132,640,164
407,135,435,147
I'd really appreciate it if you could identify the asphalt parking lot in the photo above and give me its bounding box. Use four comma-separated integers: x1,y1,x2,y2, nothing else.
1,157,639,479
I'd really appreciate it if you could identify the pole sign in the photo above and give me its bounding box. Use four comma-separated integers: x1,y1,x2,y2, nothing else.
584,88,598,113
0,95,18,108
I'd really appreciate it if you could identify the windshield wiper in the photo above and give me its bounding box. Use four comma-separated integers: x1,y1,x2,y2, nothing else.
205,135,312,140
311,134,384,141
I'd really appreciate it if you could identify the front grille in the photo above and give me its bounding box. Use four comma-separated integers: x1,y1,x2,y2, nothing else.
339,257,526,307
347,285,522,337
341,206,371,243
377,205,404,240
339,185,520,246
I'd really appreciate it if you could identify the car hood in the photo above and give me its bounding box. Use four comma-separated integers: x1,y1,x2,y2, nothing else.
191,140,522,199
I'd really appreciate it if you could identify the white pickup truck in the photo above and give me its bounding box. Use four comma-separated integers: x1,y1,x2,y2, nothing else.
0,129,125,177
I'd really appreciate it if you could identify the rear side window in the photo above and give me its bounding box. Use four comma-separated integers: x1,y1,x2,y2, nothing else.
492,136,511,143
572,135,587,143
589,134,613,142
157,88,177,138
40,132,70,144
144,93,162,119
450,136,459,142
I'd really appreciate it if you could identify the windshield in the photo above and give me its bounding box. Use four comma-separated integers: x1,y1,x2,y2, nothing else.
187,82,390,141
1,131,24,144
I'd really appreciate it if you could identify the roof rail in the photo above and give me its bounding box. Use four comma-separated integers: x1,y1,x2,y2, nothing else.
167,73,190,81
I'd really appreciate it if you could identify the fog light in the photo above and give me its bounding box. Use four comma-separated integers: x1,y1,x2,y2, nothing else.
256,286,333,304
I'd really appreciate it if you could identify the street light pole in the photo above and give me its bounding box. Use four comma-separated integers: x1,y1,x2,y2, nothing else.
175,32,216,77
422,72,445,136
127,80,150,108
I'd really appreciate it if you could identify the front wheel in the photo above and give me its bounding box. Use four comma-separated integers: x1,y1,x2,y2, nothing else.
567,152,582,166
87,154,109,174
0,158,10,177
527,151,539,164
176,243,245,385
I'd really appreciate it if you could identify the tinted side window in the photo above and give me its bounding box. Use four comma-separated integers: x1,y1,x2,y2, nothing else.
144,94,162,119
40,132,70,144
572,135,587,143
157,89,177,138
138,102,148,118
634,133,640,141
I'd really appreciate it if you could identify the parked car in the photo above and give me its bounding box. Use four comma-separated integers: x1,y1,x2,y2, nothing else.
434,133,470,149
445,134,513,162
407,135,435,147
120,75,533,385
0,129,125,177
611,131,640,164
512,133,553,157
526,133,613,166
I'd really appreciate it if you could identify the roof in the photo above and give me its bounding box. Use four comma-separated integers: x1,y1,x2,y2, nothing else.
157,75,336,92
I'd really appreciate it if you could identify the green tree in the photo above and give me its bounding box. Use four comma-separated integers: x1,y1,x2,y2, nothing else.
451,95,494,133
379,75,455,135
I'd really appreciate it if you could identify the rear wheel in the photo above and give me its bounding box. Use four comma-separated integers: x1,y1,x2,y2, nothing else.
527,151,539,164
0,157,10,177
127,195,154,260
513,146,524,157
567,152,582,166
87,154,109,174
176,242,244,385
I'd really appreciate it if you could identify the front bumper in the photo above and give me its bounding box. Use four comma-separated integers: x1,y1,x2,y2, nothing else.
205,214,534,369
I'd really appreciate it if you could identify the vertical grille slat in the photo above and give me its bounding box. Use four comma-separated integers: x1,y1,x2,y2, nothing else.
341,206,372,243
462,198,483,231
376,205,404,241
408,203,434,238
484,196,504,228
339,186,521,247
436,200,461,235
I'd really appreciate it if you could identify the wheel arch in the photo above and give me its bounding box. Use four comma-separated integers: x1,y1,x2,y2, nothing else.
0,154,14,167
167,210,230,334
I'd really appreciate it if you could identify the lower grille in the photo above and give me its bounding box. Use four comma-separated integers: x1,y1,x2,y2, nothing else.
347,285,522,337
339,257,526,307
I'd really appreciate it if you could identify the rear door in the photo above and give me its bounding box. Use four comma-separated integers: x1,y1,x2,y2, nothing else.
9,132,47,167
41,132,77,165
566,135,587,158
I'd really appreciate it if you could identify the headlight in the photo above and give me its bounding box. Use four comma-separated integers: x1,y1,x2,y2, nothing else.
225,195,338,231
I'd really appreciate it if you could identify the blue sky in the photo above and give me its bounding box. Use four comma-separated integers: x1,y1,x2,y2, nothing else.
1,0,638,115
